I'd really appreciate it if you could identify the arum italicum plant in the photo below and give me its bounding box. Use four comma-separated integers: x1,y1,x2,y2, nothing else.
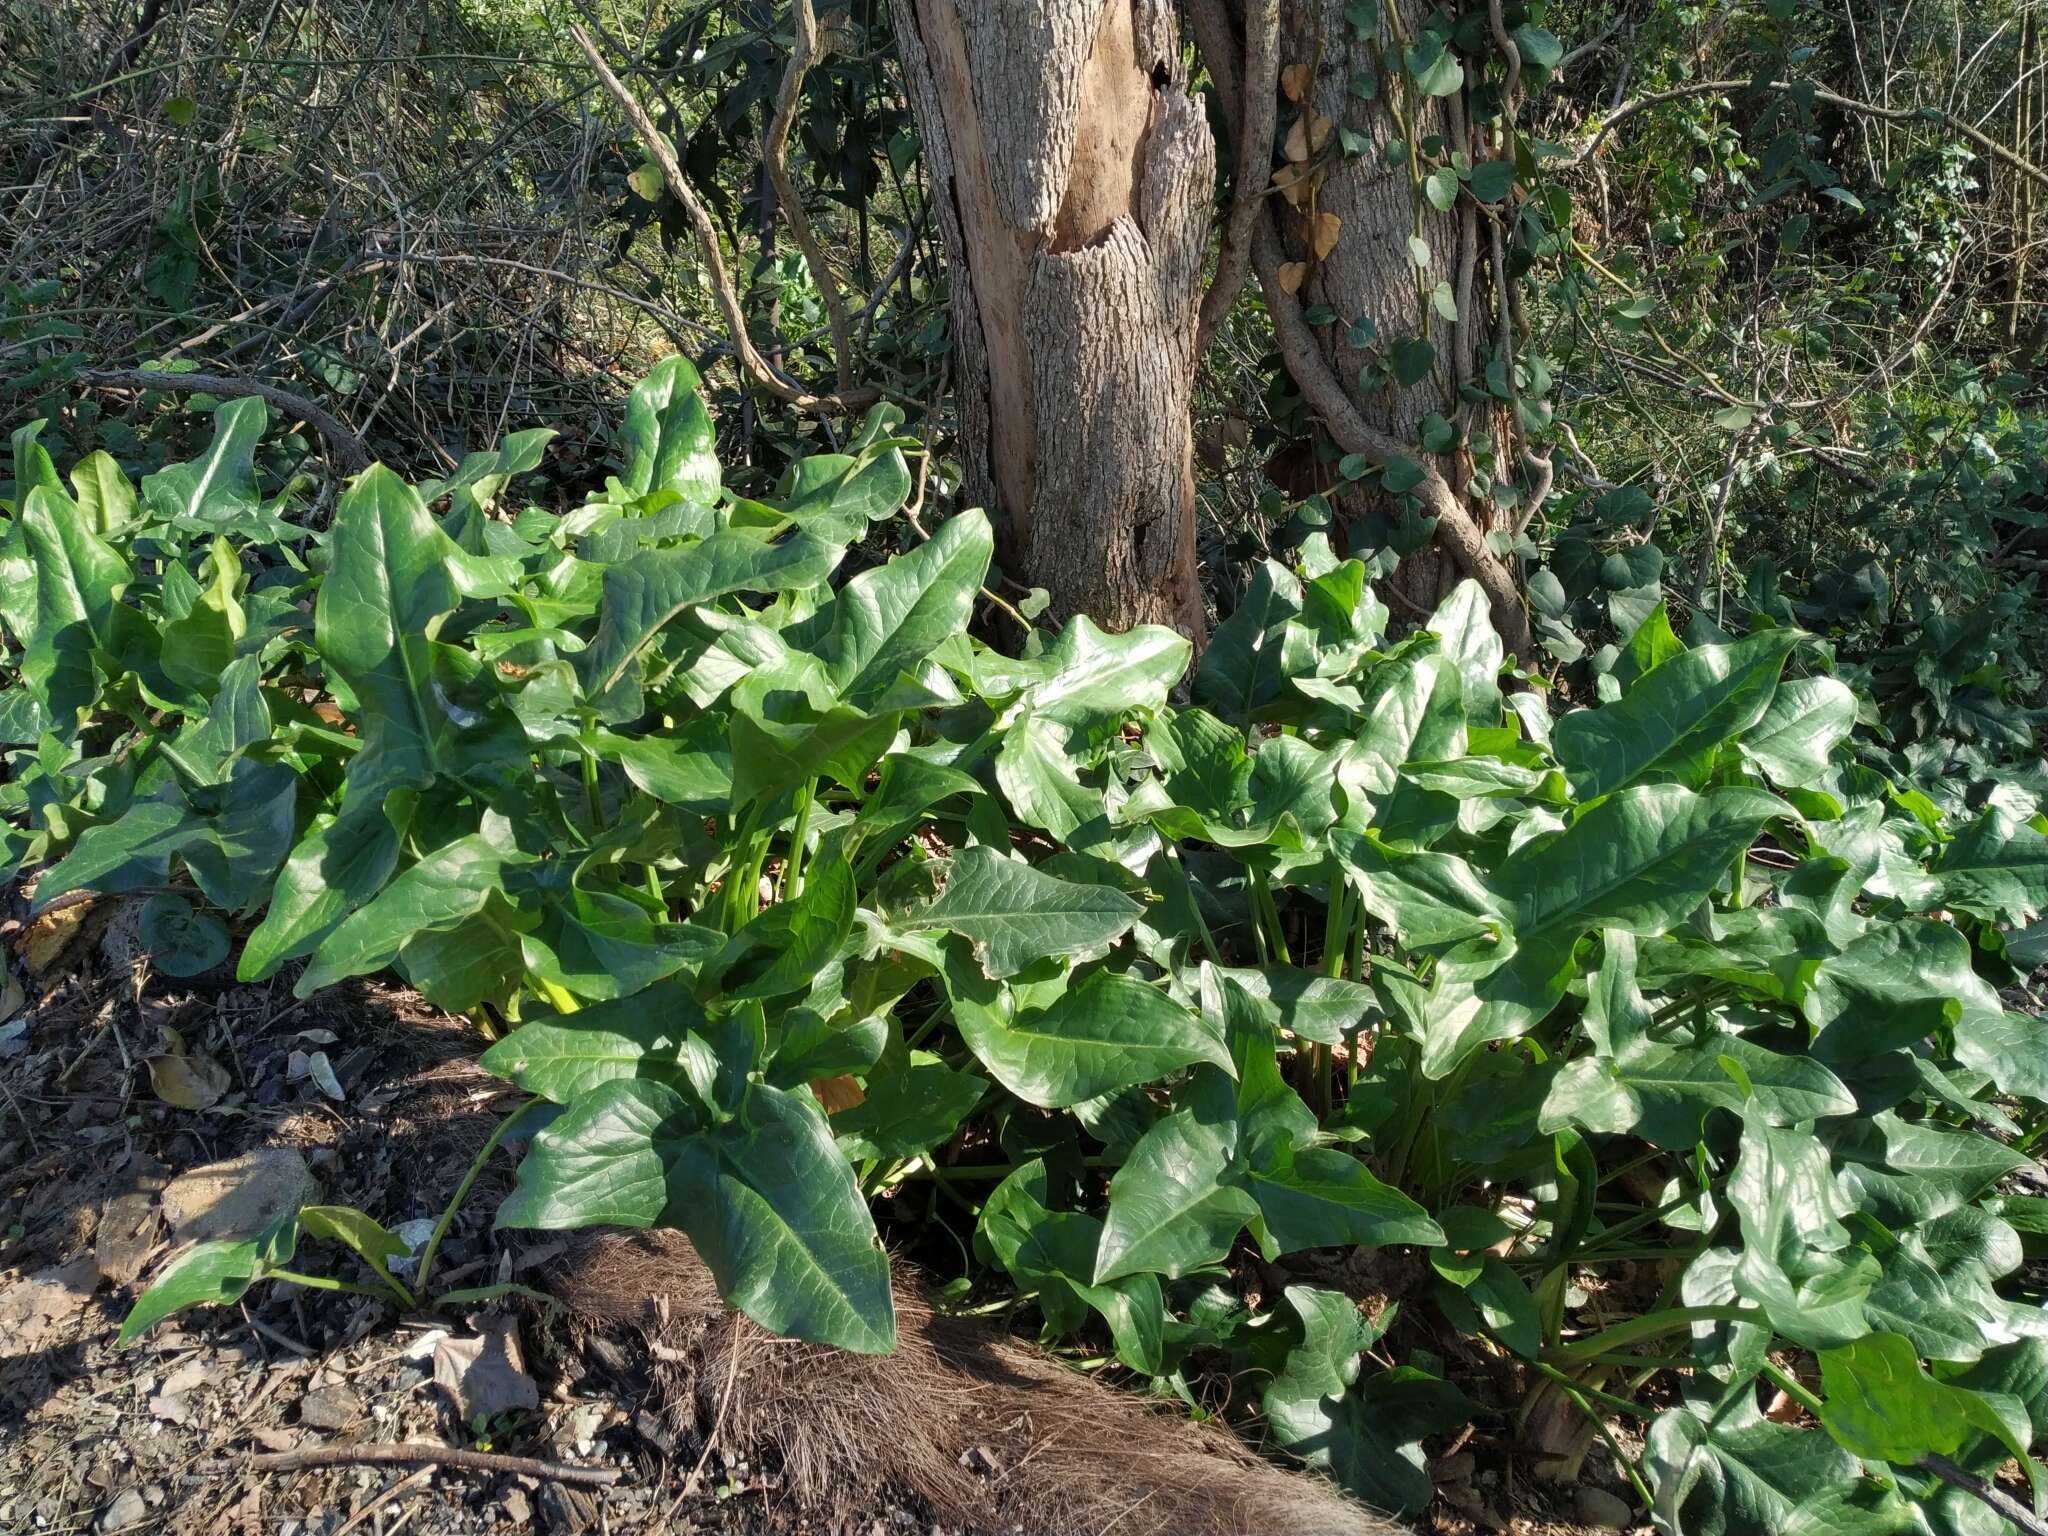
3,361,2047,1526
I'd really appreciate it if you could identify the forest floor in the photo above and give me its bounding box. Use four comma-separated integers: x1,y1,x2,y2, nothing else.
0,889,1637,1536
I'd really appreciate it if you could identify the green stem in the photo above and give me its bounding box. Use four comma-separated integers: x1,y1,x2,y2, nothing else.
1529,1359,1653,1421
1545,1304,1771,1363
264,1268,401,1303
1759,1358,1825,1417
784,778,815,899
419,1098,541,1300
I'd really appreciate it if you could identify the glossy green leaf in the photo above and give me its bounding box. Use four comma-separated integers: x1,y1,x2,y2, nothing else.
618,355,719,504
497,1076,894,1353
953,964,1231,1109
915,845,1143,980
1553,629,1800,798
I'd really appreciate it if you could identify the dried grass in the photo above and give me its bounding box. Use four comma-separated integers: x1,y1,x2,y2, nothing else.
552,1230,1402,1536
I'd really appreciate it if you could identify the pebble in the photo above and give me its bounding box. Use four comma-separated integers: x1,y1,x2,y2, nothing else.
1575,1485,1636,1529
99,1489,148,1532
298,1384,364,1431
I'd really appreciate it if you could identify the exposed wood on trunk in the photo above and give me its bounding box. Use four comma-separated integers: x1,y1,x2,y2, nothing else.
891,0,1213,640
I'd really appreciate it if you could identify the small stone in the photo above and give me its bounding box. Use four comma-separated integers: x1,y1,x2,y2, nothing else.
161,1150,317,1242
1575,1485,1635,1529
100,1489,148,1532
298,1384,364,1431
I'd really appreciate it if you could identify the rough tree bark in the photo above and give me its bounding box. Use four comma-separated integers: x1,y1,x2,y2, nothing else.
890,0,1215,639
1191,0,1535,653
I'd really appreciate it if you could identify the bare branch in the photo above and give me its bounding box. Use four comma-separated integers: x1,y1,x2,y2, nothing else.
764,0,859,395
568,22,877,415
1252,222,1533,657
79,367,372,474
1190,0,1279,354
1579,78,2048,193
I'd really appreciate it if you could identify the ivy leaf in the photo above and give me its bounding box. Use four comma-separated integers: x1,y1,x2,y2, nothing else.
1495,784,1787,946
814,509,991,709
479,980,709,1102
142,397,267,532
1931,808,2048,924
317,467,461,797
239,806,402,982
1540,1036,1855,1149
296,833,526,997
1739,675,1858,788
1246,1145,1443,1255
709,852,856,1002
1818,1331,2034,1471
119,1236,268,1346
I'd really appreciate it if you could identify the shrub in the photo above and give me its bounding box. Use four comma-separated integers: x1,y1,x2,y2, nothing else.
4,365,2046,1523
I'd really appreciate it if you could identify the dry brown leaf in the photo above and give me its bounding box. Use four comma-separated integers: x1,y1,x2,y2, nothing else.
1277,261,1309,294
1283,113,1333,163
162,1149,318,1242
1279,62,1312,101
148,1049,231,1110
434,1314,540,1423
0,1253,101,1356
811,1074,866,1114
1271,162,1315,208
1311,210,1342,260
20,899,93,979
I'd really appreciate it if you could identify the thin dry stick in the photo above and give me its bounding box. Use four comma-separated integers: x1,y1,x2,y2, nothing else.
1580,78,2048,192
1195,0,1278,353
568,22,877,415
763,0,857,395
681,1315,746,1501
246,1441,621,1488
79,368,372,473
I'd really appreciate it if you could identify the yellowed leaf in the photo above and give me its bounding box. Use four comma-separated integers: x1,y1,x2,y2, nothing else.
20,900,93,979
1312,210,1342,260
811,1074,866,1114
1277,261,1310,294
147,1050,231,1110
1280,63,1312,102
1272,162,1315,207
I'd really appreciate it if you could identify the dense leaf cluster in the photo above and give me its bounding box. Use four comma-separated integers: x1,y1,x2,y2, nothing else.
3,367,2047,1527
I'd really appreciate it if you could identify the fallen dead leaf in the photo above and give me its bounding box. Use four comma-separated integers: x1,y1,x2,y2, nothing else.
96,1152,169,1287
1280,62,1312,101
434,1314,540,1423
0,969,24,1025
163,1149,318,1242
20,899,94,979
147,1049,231,1110
0,1253,102,1356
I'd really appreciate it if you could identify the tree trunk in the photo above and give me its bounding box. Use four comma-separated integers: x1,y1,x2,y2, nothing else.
1190,0,1535,652
890,0,1214,639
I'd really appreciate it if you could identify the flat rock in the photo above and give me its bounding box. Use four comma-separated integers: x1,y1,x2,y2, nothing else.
297,1384,363,1432
161,1150,316,1242
1575,1485,1635,1529
99,1489,148,1532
